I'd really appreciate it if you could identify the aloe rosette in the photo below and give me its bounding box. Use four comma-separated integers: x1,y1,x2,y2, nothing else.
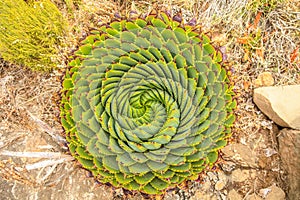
60,12,235,194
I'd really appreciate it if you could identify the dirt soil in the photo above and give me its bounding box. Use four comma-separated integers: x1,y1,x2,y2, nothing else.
0,0,299,200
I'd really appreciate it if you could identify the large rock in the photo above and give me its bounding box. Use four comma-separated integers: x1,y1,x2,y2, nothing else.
0,163,114,200
278,129,300,200
253,85,300,129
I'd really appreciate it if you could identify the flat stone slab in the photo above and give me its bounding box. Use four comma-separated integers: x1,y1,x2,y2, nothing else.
253,85,300,129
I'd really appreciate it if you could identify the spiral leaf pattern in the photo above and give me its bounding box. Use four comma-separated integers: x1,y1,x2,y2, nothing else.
60,12,236,194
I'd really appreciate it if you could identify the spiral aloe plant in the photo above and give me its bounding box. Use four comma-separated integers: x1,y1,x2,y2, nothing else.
60,12,236,195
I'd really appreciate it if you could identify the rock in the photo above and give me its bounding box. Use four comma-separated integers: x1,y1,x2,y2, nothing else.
264,185,285,200
245,193,263,200
259,188,272,198
228,189,242,200
215,171,228,191
220,161,236,172
253,72,274,87
164,193,180,200
207,172,218,182
231,169,250,182
0,164,114,200
221,144,258,167
201,179,212,191
190,191,218,200
278,129,300,200
253,85,300,129
217,171,228,182
215,180,226,190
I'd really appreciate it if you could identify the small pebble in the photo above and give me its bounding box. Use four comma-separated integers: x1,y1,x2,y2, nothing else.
215,180,226,191
220,161,236,172
253,72,274,87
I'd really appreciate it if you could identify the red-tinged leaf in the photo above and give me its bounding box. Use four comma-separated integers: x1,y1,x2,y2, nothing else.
290,47,299,63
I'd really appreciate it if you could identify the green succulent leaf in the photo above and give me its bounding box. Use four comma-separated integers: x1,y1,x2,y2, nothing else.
76,146,92,160
152,18,167,28
207,151,219,164
115,173,133,185
60,11,235,195
225,114,236,126
63,79,73,89
142,184,160,195
128,163,151,174
150,177,169,190
77,157,94,169
125,180,140,190
134,172,155,185
170,163,191,172
79,44,92,55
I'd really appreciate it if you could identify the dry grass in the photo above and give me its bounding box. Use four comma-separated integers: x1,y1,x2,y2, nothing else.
0,0,299,199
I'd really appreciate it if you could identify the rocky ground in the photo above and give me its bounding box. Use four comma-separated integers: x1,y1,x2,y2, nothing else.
0,0,299,199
